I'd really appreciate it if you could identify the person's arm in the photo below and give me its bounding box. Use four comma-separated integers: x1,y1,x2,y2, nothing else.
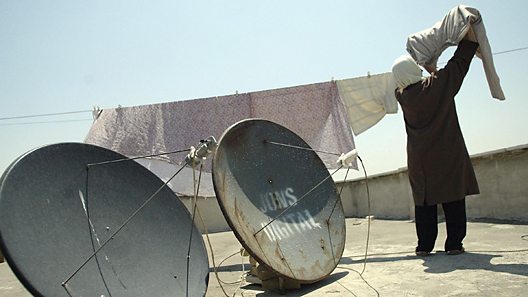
440,38,479,97
423,27,478,74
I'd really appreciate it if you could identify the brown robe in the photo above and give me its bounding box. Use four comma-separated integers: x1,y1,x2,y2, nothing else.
396,40,480,206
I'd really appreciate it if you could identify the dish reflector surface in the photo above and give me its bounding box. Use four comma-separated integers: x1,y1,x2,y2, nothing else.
0,143,209,296
212,119,346,282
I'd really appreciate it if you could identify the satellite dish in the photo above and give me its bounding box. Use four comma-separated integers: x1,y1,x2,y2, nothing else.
212,119,346,283
0,143,209,297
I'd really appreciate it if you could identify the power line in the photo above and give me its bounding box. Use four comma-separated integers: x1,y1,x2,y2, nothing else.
0,109,93,121
438,45,528,65
0,119,93,126
493,46,528,56
0,45,526,125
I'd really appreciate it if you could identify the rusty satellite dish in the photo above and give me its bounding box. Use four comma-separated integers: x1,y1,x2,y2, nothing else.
212,119,346,283
0,143,209,297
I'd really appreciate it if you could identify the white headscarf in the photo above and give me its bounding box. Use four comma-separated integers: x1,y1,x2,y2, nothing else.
391,55,423,91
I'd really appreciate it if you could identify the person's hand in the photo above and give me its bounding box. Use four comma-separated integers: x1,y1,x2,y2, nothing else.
424,63,437,74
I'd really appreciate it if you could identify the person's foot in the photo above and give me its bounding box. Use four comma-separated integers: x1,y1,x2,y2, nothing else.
446,247,465,255
415,250,432,257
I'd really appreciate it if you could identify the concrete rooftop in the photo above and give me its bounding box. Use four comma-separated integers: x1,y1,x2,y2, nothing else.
1,218,527,296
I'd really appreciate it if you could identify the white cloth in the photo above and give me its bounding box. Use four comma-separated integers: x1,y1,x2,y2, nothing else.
406,5,505,100
336,72,398,135
391,55,424,90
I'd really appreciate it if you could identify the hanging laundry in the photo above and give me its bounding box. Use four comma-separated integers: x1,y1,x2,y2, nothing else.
248,81,355,168
85,81,356,172
406,5,505,100
85,94,251,171
336,72,398,135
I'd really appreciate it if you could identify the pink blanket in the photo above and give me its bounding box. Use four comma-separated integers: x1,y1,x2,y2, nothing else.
85,81,355,172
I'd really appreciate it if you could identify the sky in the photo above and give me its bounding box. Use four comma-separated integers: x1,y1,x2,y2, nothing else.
1,0,527,180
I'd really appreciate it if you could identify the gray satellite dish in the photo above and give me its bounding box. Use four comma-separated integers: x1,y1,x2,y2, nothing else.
0,143,209,297
212,119,346,283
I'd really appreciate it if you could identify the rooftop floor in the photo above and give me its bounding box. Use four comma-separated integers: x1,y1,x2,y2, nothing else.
2,218,527,296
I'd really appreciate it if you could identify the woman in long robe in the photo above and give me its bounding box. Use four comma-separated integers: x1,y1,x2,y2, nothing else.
392,33,480,256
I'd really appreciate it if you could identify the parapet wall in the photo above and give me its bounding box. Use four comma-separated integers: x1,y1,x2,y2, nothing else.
337,144,528,222
178,144,528,233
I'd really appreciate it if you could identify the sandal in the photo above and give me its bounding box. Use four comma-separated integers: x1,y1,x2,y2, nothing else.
415,251,432,257
446,247,465,255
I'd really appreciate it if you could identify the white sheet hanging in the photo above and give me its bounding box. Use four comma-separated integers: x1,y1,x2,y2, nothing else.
336,72,397,135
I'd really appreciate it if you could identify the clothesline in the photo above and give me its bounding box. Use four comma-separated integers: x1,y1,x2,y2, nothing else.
1,44,526,126
438,45,528,65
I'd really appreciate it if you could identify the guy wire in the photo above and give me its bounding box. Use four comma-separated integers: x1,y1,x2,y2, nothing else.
357,155,372,276
336,155,379,296
185,162,247,297
328,166,352,223
254,139,350,235
253,165,343,236
186,160,203,297
264,140,341,156
325,166,352,267
83,166,113,297
185,162,233,297
62,162,187,286
216,250,247,285
191,187,247,297
257,140,377,296
197,210,233,297
87,148,191,167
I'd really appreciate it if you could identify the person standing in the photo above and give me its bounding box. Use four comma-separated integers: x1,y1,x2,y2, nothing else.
391,30,480,256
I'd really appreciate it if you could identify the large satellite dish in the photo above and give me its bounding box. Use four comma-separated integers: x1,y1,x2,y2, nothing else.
0,143,209,296
212,119,346,283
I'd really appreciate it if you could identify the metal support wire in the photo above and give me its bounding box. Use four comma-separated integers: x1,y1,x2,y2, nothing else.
264,140,341,156
87,148,191,167
83,167,113,297
182,160,233,297
329,166,352,221
62,162,187,287
254,164,344,236
191,183,232,297
325,166,352,267
356,155,371,276
186,161,203,297
333,155,378,296
254,139,348,236
256,139,377,295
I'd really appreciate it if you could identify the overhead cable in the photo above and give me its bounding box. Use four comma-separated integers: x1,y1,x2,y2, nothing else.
0,109,92,121
0,119,93,126
1,45,526,124
438,45,528,65
493,46,528,56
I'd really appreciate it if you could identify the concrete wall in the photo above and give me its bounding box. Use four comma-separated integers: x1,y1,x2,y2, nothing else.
337,144,528,222
179,195,230,233
339,168,415,220
178,144,528,234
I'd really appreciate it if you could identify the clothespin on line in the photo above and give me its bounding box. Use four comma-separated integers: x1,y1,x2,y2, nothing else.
336,149,358,168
